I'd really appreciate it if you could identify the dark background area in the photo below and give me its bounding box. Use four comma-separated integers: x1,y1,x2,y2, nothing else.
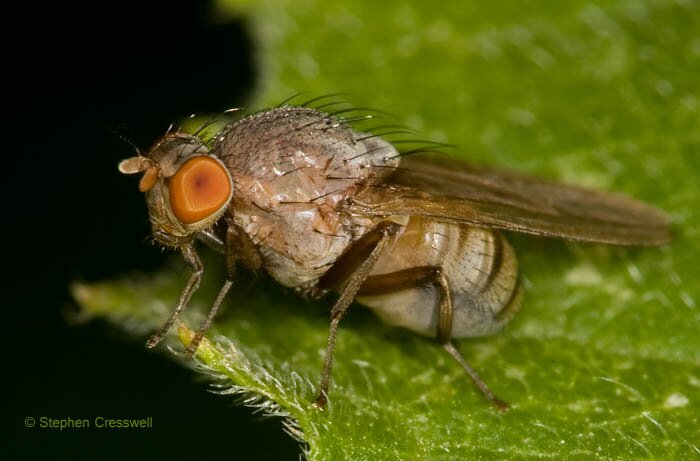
10,1,300,458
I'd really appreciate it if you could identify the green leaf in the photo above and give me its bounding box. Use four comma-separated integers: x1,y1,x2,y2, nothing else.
75,0,700,458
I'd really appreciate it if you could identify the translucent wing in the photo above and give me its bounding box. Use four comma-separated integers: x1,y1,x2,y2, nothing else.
349,156,670,246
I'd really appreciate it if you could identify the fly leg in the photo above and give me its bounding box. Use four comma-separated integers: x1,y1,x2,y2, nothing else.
146,245,203,349
147,228,237,355
197,229,225,254
314,220,404,408
441,343,508,412
184,226,238,356
358,266,509,411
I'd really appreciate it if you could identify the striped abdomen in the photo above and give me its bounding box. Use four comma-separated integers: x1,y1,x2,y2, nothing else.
356,215,521,338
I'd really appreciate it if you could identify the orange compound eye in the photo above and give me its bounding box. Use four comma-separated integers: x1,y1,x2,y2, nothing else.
168,156,232,224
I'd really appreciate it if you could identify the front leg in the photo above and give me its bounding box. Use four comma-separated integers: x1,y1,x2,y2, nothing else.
197,229,225,254
146,244,203,349
184,226,238,355
314,220,404,408
147,228,237,355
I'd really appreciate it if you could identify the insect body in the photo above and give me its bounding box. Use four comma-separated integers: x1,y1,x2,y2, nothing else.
119,105,670,411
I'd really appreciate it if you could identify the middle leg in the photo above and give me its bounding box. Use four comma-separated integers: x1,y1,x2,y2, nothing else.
313,220,404,408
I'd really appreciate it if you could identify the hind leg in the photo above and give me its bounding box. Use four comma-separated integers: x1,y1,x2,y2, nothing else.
358,266,509,411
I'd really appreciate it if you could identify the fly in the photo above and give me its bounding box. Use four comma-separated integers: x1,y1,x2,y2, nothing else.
119,103,670,411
